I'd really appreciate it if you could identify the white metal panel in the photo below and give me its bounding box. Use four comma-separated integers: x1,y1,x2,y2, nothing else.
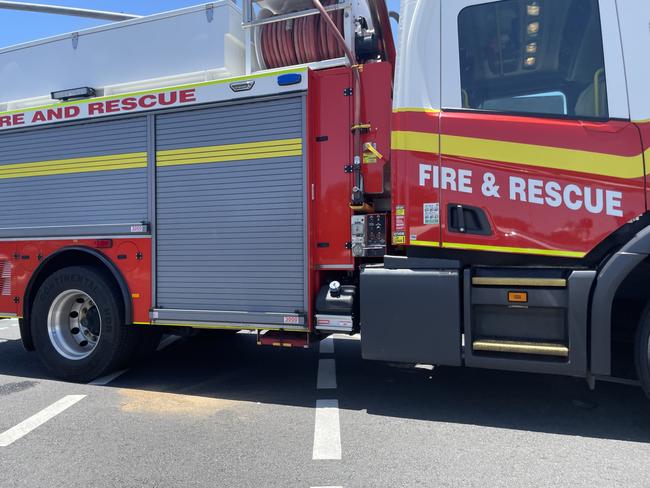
440,0,482,110
598,0,628,119
0,2,245,107
616,0,650,122
392,0,441,112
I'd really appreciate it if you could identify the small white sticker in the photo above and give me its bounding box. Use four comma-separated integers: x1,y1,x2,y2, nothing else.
423,203,440,225
130,225,146,233
284,316,300,325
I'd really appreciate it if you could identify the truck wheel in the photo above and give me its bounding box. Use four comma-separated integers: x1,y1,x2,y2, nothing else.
31,266,140,382
635,304,650,399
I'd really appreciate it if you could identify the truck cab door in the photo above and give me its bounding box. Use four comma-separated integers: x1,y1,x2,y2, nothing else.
390,0,442,248
438,0,644,259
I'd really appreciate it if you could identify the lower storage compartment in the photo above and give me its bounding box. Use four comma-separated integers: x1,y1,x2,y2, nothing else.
360,266,462,366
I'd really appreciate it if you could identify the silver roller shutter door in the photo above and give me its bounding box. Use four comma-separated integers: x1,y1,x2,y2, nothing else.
155,95,307,315
0,117,148,236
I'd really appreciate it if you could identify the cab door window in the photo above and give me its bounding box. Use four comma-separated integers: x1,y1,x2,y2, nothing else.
458,0,608,118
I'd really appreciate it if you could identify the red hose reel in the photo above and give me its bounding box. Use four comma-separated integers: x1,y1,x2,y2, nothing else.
259,0,346,69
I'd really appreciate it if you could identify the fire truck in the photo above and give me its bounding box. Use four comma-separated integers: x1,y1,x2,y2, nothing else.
1,0,649,398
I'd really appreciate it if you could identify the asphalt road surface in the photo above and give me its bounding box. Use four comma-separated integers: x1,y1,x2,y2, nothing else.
1,318,650,488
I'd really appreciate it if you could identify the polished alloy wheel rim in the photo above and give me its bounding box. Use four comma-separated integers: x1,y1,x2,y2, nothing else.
47,290,101,360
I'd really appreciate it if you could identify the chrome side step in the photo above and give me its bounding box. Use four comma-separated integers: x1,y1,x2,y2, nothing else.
471,277,567,287
473,339,569,358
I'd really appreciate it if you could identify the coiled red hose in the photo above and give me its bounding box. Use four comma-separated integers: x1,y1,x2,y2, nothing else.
260,0,345,69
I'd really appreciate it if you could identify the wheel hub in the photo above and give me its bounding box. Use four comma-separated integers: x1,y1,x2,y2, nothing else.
47,290,102,360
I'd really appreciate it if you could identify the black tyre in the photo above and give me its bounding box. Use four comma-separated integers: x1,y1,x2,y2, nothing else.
635,303,650,399
31,266,140,382
133,326,163,360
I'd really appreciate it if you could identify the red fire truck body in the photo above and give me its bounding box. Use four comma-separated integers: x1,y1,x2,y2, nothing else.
1,0,650,398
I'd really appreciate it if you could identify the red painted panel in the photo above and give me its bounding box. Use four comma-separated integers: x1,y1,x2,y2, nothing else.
392,110,647,257
359,62,393,195
391,111,441,247
0,242,17,316
637,121,650,209
309,68,354,270
5,237,152,323
438,113,645,257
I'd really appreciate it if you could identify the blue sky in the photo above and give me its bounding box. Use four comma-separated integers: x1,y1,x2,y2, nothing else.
0,0,401,48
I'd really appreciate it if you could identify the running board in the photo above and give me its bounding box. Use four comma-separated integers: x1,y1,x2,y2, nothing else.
472,340,569,358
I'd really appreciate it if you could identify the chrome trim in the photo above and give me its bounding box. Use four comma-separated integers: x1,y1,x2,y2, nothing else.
473,340,569,357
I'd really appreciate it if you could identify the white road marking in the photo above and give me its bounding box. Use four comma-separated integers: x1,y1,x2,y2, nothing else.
415,364,435,371
331,334,359,341
157,335,181,351
319,336,334,354
0,339,7,344
311,486,343,488
317,359,337,390
0,395,86,447
312,399,342,460
89,369,128,386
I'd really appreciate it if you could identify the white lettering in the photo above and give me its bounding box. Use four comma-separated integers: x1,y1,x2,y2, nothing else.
441,167,457,191
564,184,583,211
509,177,527,202
528,179,544,205
458,169,473,194
545,181,563,208
606,191,623,217
584,187,604,215
419,164,432,187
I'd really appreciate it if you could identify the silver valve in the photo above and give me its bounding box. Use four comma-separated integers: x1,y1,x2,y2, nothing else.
329,281,342,298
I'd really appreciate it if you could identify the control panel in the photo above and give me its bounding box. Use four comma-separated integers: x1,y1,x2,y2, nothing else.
351,214,388,258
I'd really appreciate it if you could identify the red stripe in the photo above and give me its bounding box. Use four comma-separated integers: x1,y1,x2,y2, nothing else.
393,111,440,133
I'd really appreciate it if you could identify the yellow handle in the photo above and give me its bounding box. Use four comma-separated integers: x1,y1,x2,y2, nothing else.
364,143,384,161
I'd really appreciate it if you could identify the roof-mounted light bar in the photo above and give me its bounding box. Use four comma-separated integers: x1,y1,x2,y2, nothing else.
51,87,96,101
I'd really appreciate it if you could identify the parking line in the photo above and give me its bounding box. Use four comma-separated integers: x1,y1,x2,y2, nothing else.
0,395,86,447
89,369,128,386
319,337,334,354
157,335,181,351
317,359,337,390
312,399,342,460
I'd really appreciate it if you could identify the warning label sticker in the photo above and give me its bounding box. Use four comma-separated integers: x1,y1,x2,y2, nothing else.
423,203,439,225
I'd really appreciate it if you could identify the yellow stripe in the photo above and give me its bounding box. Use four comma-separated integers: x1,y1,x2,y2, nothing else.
0,152,147,180
442,241,585,258
443,135,643,179
156,138,303,167
410,240,440,248
391,130,645,179
391,131,439,153
0,67,307,118
393,107,441,114
151,321,293,332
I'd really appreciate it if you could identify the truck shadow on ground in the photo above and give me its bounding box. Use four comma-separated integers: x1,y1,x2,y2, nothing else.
0,332,649,443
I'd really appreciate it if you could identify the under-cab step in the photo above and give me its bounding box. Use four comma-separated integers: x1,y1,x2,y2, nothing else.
472,339,569,358
464,268,594,376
